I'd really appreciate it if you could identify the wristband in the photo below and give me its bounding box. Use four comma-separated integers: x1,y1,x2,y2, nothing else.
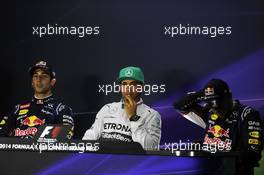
130,115,140,121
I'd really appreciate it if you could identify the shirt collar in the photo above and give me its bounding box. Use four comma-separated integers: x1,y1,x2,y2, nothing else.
32,95,53,104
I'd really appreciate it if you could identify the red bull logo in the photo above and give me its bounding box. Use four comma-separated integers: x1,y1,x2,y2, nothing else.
203,134,232,150
208,125,229,138
15,127,38,136
21,116,45,127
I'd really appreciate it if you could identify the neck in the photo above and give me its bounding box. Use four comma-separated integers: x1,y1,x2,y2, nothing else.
34,92,52,99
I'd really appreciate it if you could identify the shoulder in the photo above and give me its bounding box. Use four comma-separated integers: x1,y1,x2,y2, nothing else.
17,101,31,109
98,102,122,113
105,101,121,107
13,101,32,114
141,103,161,119
54,101,73,114
236,102,260,121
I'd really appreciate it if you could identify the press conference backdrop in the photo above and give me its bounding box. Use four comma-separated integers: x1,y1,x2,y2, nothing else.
1,0,264,174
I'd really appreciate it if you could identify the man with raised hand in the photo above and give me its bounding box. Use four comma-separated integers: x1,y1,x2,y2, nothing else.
82,66,161,150
174,78,263,175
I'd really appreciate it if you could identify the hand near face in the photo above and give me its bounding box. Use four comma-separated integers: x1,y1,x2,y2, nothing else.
124,95,137,118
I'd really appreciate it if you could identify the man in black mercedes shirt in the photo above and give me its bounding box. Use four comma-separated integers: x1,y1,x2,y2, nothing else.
0,60,74,138
174,78,263,175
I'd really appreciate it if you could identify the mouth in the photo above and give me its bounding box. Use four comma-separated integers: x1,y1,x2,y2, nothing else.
34,84,47,92
36,83,44,88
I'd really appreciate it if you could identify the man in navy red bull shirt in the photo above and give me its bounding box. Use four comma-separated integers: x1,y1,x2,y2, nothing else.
174,78,263,175
0,60,74,138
